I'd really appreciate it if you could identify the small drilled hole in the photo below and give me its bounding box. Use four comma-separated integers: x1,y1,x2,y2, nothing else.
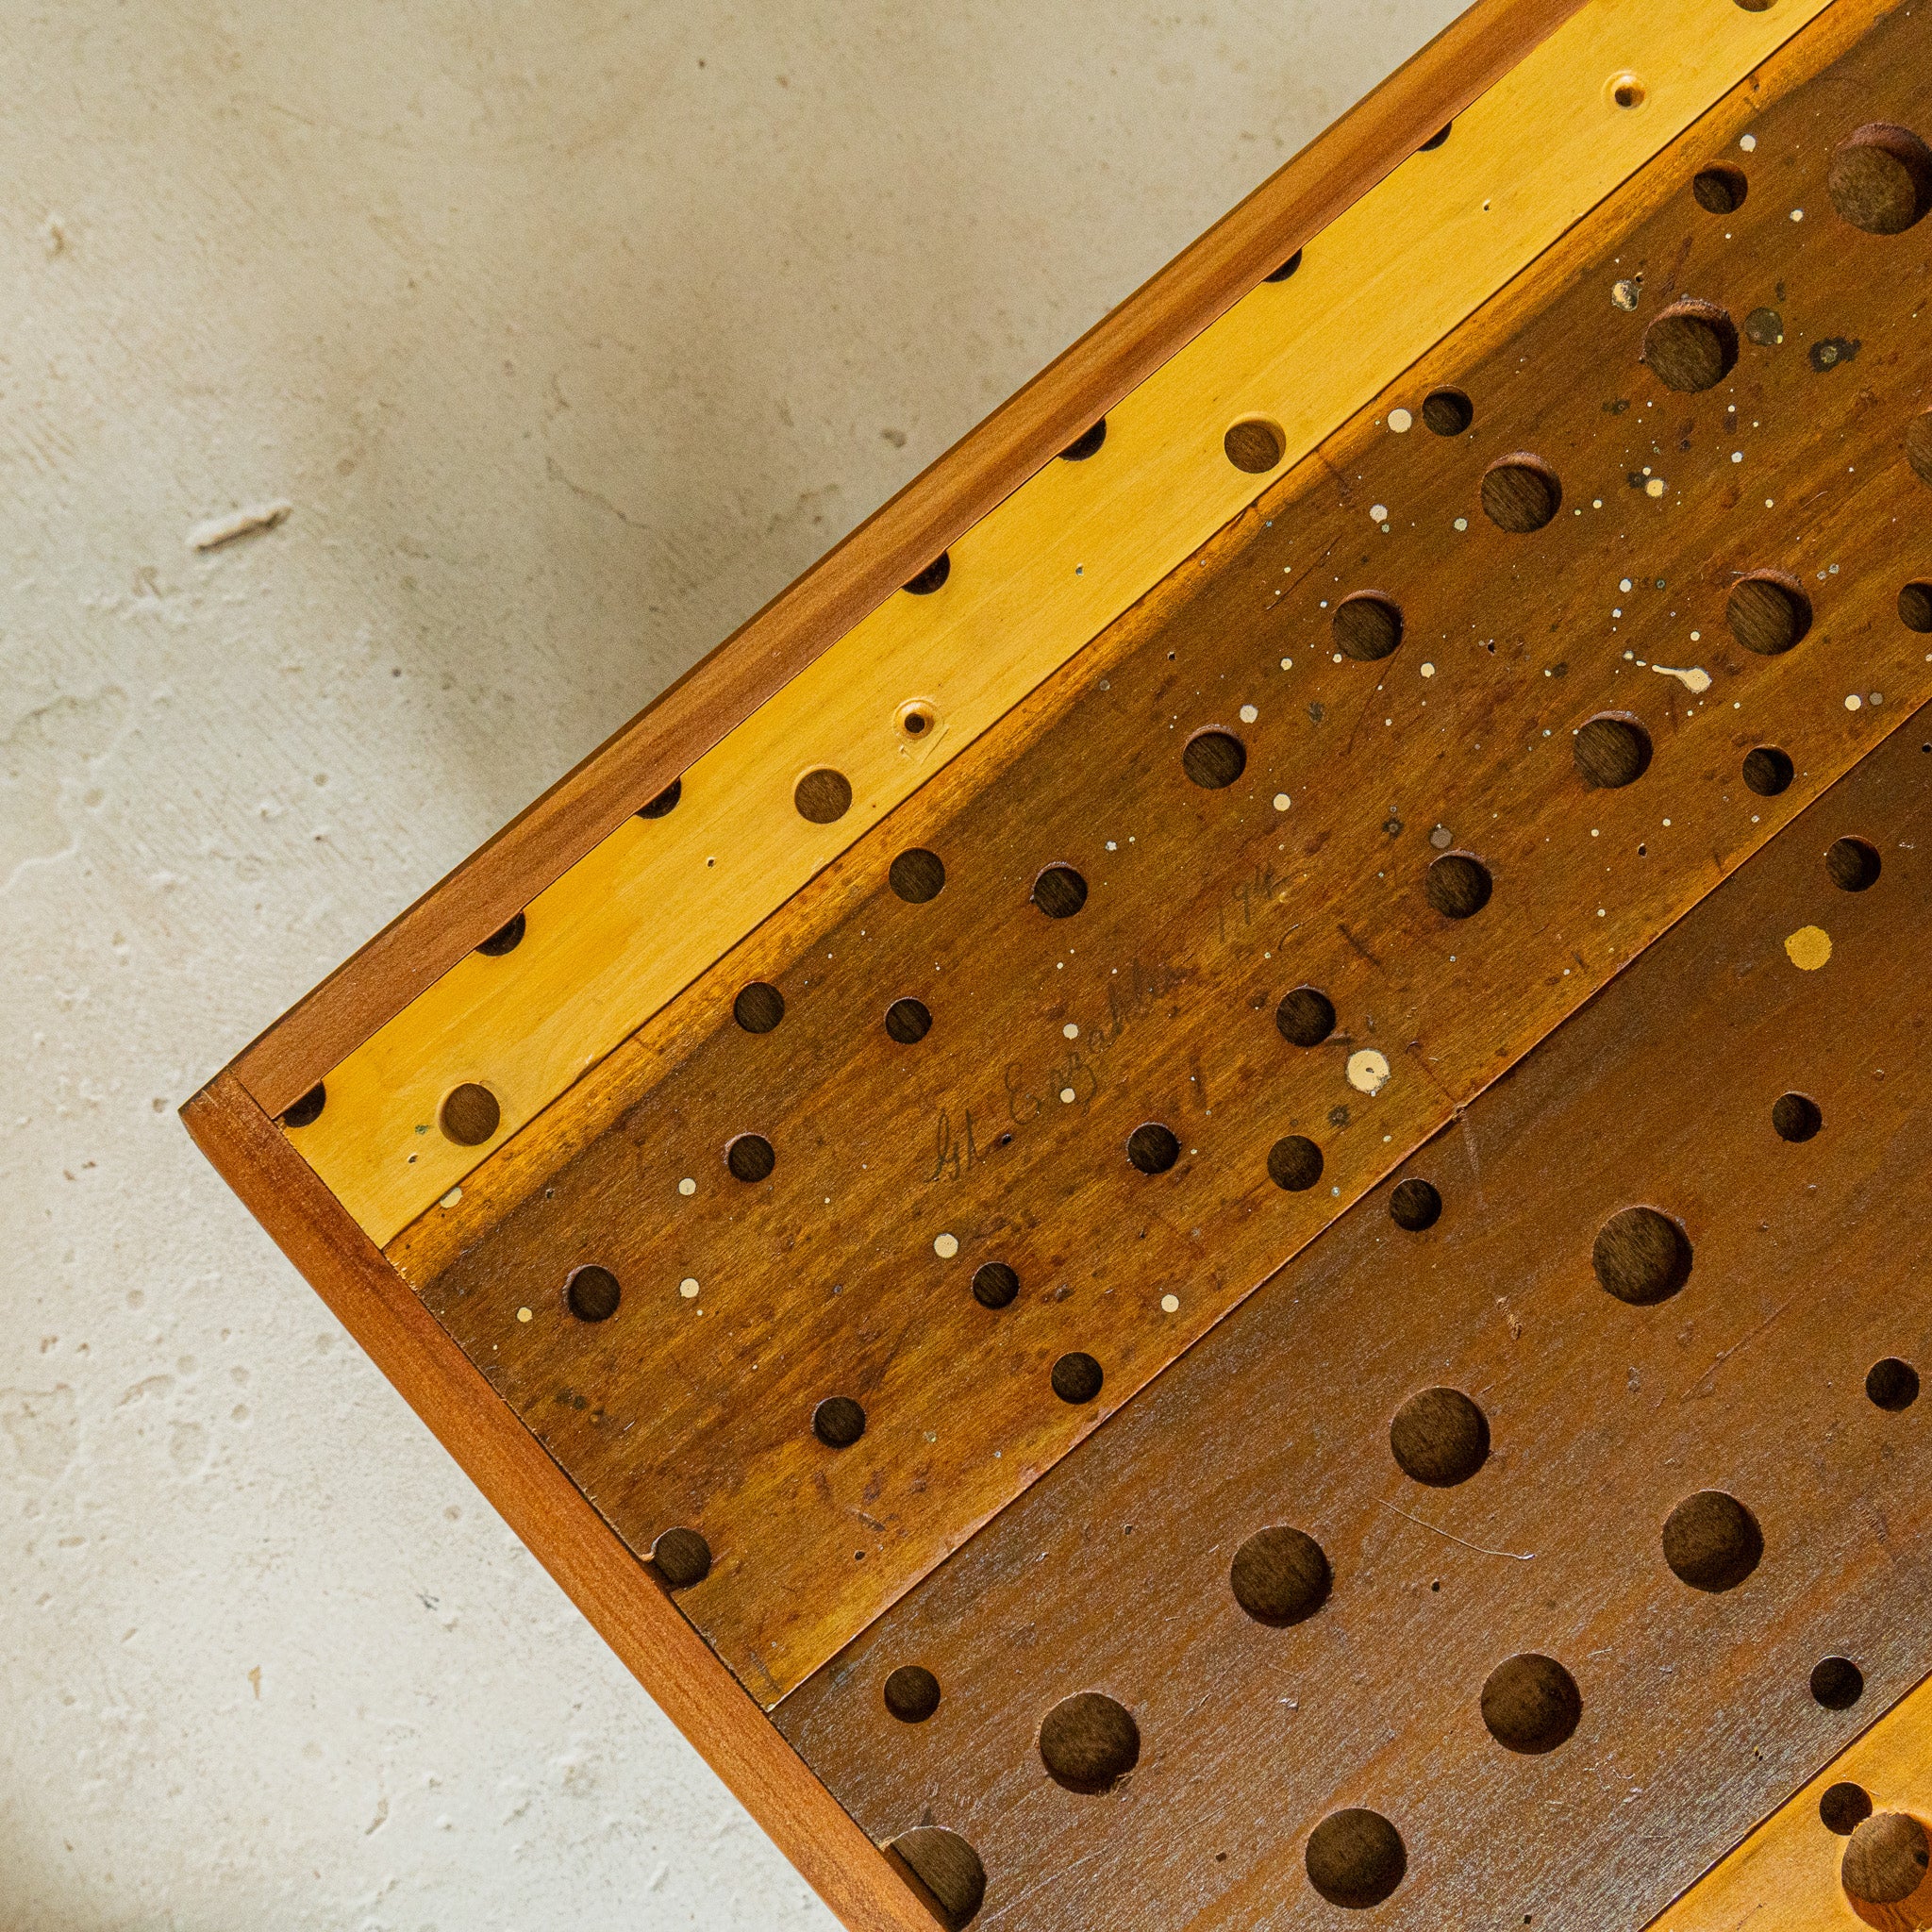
565,1265,621,1323
1267,1135,1324,1192
1772,1091,1822,1142
885,996,932,1044
1742,745,1794,796
1182,728,1247,789
886,1827,985,1932
1224,418,1286,474
1481,1655,1582,1755
1051,1352,1104,1405
1032,864,1088,919
726,1133,775,1183
1038,1690,1138,1793
734,981,786,1034
1826,837,1881,891
884,1665,941,1724
1419,121,1452,152
1333,591,1404,661
476,911,526,957
1264,249,1303,283
1727,572,1812,655
1693,164,1749,214
1422,387,1474,436
1391,1387,1489,1486
972,1261,1019,1309
900,705,932,737
636,778,682,819
794,767,853,824
1812,1657,1867,1710
1593,1206,1692,1305
1608,72,1646,110
1901,582,1932,632
1126,1123,1179,1174
903,553,951,595
1306,1810,1407,1909
651,1526,711,1590
1574,714,1653,789
1824,1784,1876,1836
440,1082,501,1146
1480,454,1562,531
1867,1357,1920,1411
1230,1525,1331,1625
1059,419,1107,461
1644,299,1740,392
1663,1490,1762,1591
283,1083,326,1129
1828,124,1932,235
890,847,946,903
1275,986,1336,1047
1390,1178,1442,1232
813,1395,867,1448
1426,852,1492,919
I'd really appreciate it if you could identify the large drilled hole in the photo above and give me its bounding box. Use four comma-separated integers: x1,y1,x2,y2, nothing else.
1182,729,1247,789
903,554,951,595
1032,864,1088,919
565,1265,621,1323
1264,249,1303,283
1772,1091,1822,1142
1480,454,1561,532
1306,1809,1407,1909
725,1133,775,1183
1828,124,1932,235
1276,986,1336,1047
1390,1388,1490,1487
1224,418,1287,474
1052,1352,1104,1405
1592,1206,1692,1305
734,981,785,1034
636,778,681,819
1901,582,1932,633
1423,388,1473,436
283,1083,326,1128
1267,1135,1324,1192
1390,1178,1442,1232
1827,837,1881,891
1038,1691,1139,1793
1727,572,1812,656
1823,1783,1876,1836
1127,1123,1179,1174
1426,852,1492,919
887,1827,986,1931
440,1082,501,1146
1230,1525,1331,1626
884,1665,942,1724
1812,1657,1867,1710
794,767,853,824
1481,1654,1582,1754
1867,1358,1921,1412
890,847,947,903
885,997,933,1044
1574,714,1653,789
972,1262,1019,1310
1742,745,1795,796
651,1526,711,1590
1643,298,1740,392
1663,1490,1762,1591
1059,419,1107,461
812,1396,867,1449
476,911,526,957
1843,1814,1929,1907
1333,591,1404,661
1693,164,1749,214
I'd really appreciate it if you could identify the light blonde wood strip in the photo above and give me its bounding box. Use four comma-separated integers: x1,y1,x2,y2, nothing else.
289,0,1834,1243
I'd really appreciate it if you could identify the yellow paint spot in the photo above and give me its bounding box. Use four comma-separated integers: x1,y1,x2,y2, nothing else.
516,1307,533,1324
1785,925,1832,972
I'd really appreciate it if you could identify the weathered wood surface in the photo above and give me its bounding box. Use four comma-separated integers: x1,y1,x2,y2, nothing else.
396,0,1932,1709
777,700,1932,1932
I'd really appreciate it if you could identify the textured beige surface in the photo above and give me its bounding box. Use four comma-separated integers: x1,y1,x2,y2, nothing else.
0,1,1455,1924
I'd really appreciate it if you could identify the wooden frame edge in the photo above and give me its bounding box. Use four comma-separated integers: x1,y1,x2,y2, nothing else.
231,0,1587,1118
178,1071,939,1932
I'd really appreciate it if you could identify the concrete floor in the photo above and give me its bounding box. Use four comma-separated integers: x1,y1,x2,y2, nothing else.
0,2,1457,1924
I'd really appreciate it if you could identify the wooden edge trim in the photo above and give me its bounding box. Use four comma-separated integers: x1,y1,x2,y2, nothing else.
230,0,1588,1117
178,1072,940,1932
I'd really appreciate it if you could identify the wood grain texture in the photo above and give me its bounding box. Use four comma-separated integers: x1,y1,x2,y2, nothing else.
774,697,1932,1932
282,0,1839,1244
176,1071,939,1932
389,0,1932,1707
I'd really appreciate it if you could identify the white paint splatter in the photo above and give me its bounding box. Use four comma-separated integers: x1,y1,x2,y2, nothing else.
1388,408,1413,434
933,1232,958,1258
1651,663,1711,694
1347,1049,1391,1097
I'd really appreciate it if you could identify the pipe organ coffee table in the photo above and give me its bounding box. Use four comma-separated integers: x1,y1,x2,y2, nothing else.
187,0,1932,1923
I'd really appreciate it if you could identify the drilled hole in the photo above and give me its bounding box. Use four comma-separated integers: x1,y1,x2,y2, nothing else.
1481,1654,1582,1754
1812,1656,1867,1710
903,553,951,595
1693,164,1749,214
1224,418,1286,475
636,778,681,819
1264,249,1303,283
1772,1091,1822,1142
1306,1809,1407,1909
1643,298,1740,392
1592,1206,1692,1305
1727,572,1812,655
899,702,935,738
1230,1525,1331,1625
1275,987,1336,1048
1607,72,1646,110
794,767,853,824
884,1665,942,1724
651,1526,711,1590
1827,837,1881,891
1032,864,1088,919
1742,745,1795,796
1419,121,1452,152
1181,728,1247,790
283,1083,325,1129
890,847,946,903
1867,1358,1920,1412
1333,591,1404,661
476,911,526,957
565,1265,621,1323
1422,388,1474,436
1828,124,1932,235
1426,852,1492,919
1267,1135,1324,1192
1901,582,1932,632
1127,1123,1179,1174
440,1082,501,1146
1038,1690,1138,1793
1843,1814,1929,1907
1663,1490,1762,1591
1824,1783,1876,1836
1390,1177,1442,1232
1574,714,1653,789
1051,1352,1104,1405
734,982,786,1034
813,1395,866,1448
887,1827,985,1931
973,1262,1019,1309
1480,454,1561,531
1390,1387,1490,1486
726,1133,775,1183
885,997,933,1044
1059,419,1107,461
